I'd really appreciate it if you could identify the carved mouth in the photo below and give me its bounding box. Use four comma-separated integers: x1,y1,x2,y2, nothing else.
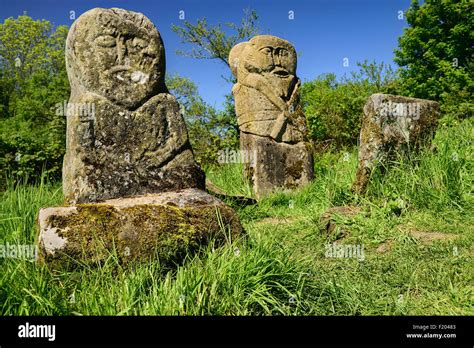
108,66,149,84
109,65,130,73
272,69,289,78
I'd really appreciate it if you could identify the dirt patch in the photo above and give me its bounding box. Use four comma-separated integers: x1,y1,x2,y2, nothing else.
255,216,301,226
376,240,394,253
321,206,362,218
319,206,363,239
409,230,459,244
397,223,460,245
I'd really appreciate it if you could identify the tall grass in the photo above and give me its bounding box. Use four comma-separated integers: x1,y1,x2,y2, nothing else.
0,177,62,243
0,118,472,315
367,118,473,211
205,162,253,198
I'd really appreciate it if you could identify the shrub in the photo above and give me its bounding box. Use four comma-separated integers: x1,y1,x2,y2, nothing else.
300,61,400,148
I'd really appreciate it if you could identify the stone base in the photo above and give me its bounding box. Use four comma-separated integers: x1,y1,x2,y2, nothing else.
37,189,243,269
240,132,313,198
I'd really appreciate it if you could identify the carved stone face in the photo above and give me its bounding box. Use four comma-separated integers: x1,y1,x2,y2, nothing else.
242,36,296,77
66,8,165,109
229,35,297,100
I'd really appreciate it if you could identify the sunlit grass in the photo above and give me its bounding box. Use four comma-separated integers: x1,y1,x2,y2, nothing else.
0,118,472,315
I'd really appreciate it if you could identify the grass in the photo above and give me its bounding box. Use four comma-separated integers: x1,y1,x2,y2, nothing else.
0,118,473,315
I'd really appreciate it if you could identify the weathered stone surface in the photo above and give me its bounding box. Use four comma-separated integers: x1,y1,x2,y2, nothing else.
240,132,313,197
352,93,439,194
229,35,313,198
37,8,243,269
63,8,204,204
38,189,243,269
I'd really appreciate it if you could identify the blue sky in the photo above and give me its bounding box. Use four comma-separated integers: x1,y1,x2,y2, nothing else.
0,0,413,109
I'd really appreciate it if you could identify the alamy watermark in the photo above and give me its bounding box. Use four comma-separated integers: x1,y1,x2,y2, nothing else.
380,101,421,120
18,322,55,341
54,101,96,120
0,244,38,261
217,148,257,165
325,243,365,261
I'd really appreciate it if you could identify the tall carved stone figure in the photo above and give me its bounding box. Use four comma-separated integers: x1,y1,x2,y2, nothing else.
37,8,242,269
229,35,313,198
63,7,204,204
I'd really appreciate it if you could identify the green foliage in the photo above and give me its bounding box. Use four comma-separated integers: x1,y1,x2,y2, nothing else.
172,8,259,70
0,15,69,185
166,74,238,165
171,8,261,160
1,119,472,315
394,0,473,119
367,117,473,212
205,162,253,198
301,61,399,147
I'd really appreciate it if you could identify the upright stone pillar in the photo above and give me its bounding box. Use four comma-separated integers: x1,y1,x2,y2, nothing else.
229,35,313,198
352,93,439,194
37,8,242,269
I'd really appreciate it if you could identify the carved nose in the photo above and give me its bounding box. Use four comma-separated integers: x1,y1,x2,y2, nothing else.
116,36,127,64
273,52,281,66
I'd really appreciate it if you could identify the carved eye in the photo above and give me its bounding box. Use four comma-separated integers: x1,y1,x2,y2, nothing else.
279,49,289,57
131,37,148,49
259,47,272,55
95,35,116,47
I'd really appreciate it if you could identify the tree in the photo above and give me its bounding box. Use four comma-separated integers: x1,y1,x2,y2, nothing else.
0,15,69,184
172,8,259,72
166,74,238,165
301,61,399,148
394,0,473,119
171,8,260,160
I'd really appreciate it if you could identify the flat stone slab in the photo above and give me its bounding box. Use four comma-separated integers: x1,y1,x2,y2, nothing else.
37,189,243,269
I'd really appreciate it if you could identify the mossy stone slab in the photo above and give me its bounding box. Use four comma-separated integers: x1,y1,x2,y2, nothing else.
37,189,243,269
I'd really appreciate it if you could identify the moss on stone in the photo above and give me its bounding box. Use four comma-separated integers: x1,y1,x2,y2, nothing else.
38,200,242,270
285,160,303,182
353,94,439,194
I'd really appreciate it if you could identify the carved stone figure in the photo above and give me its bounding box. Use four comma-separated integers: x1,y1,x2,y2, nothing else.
63,7,204,204
229,35,313,198
37,8,242,269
